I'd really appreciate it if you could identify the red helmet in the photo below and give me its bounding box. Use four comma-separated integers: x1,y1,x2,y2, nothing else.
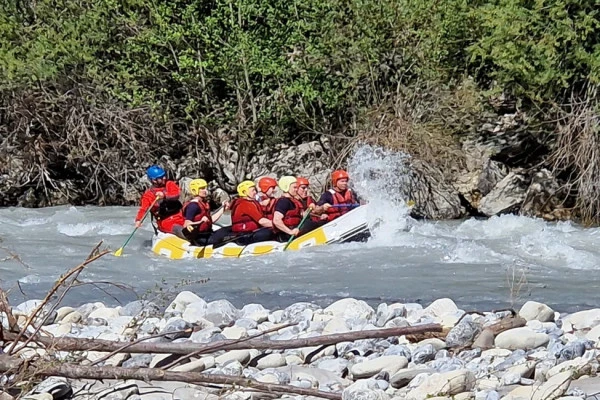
297,177,310,187
258,177,277,193
331,170,349,186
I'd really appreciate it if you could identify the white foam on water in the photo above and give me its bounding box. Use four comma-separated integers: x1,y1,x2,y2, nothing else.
57,222,104,236
347,144,414,245
442,240,509,264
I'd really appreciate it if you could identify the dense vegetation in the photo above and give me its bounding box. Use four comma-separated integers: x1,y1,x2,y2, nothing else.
0,0,598,219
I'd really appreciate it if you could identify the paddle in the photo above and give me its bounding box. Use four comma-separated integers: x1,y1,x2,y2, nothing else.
283,210,312,251
329,203,361,208
114,197,158,257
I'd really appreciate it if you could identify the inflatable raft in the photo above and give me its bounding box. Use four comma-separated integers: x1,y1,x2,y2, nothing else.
151,205,369,259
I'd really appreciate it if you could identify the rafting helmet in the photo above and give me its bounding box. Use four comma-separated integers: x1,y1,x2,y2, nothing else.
189,179,208,196
147,165,166,180
237,180,256,197
278,176,297,193
331,169,349,186
258,177,278,193
296,177,310,187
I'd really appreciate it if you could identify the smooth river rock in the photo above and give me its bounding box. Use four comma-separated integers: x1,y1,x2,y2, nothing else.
494,327,549,350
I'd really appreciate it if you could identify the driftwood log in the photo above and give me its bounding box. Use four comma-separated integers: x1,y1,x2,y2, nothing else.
0,356,342,400
2,324,442,355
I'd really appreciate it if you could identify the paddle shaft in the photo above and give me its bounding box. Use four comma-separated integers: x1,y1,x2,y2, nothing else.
329,203,360,208
283,210,312,251
116,197,158,255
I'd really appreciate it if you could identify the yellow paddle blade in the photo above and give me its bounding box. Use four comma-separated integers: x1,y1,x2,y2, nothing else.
113,247,124,257
407,200,415,207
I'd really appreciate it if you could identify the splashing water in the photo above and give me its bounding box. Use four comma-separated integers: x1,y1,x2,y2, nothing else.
347,144,414,243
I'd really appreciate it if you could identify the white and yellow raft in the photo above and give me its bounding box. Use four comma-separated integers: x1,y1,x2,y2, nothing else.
151,205,369,259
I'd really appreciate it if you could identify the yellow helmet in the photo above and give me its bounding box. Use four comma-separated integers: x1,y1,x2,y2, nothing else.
237,180,256,197
189,179,208,196
278,176,297,193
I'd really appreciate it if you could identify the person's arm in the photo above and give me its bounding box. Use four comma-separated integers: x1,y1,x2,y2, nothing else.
316,192,333,212
183,203,203,228
245,202,273,228
211,201,229,223
258,217,273,228
135,192,155,226
273,211,298,235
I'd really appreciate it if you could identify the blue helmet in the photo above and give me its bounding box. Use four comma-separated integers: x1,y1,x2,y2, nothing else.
146,165,166,180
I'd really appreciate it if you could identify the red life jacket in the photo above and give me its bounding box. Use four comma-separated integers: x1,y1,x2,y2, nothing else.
258,194,277,219
231,198,262,233
299,196,323,222
326,189,354,221
298,195,315,210
147,186,182,220
136,182,183,234
182,198,212,233
274,196,304,231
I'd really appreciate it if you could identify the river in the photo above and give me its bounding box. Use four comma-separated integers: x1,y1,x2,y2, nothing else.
1,147,599,313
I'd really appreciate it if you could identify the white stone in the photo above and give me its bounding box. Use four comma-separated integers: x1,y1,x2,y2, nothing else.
563,309,600,330
222,326,248,340
419,338,447,351
342,379,390,400
502,361,536,382
88,307,120,320
55,307,75,321
149,353,173,368
502,385,533,400
585,324,600,344
241,304,270,322
181,301,208,324
268,310,284,323
45,322,72,337
172,356,215,372
476,376,500,391
215,350,251,366
546,357,590,379
22,394,53,400
167,291,204,313
455,393,474,400
323,317,350,334
423,298,459,318
256,353,287,369
405,369,475,400
313,312,335,323
481,348,512,359
532,370,571,400
324,298,375,321
495,327,549,350
351,356,409,379
519,301,555,322
285,355,304,365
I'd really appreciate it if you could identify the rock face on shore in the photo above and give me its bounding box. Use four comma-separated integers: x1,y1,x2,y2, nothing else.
4,294,600,400
1,105,576,223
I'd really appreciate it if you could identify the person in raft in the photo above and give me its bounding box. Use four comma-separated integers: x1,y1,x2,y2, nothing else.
317,169,358,222
229,180,275,245
173,179,229,245
295,176,328,222
256,176,278,219
135,165,184,234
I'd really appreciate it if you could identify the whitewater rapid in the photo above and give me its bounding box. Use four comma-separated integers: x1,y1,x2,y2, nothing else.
1,204,599,313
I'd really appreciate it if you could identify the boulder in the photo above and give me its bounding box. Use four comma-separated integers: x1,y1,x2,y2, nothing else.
519,301,555,322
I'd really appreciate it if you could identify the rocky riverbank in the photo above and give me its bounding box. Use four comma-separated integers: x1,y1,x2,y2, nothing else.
3,294,600,400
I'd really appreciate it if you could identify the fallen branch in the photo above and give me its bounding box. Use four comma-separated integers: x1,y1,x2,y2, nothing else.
4,324,441,355
0,356,341,400
7,243,109,355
